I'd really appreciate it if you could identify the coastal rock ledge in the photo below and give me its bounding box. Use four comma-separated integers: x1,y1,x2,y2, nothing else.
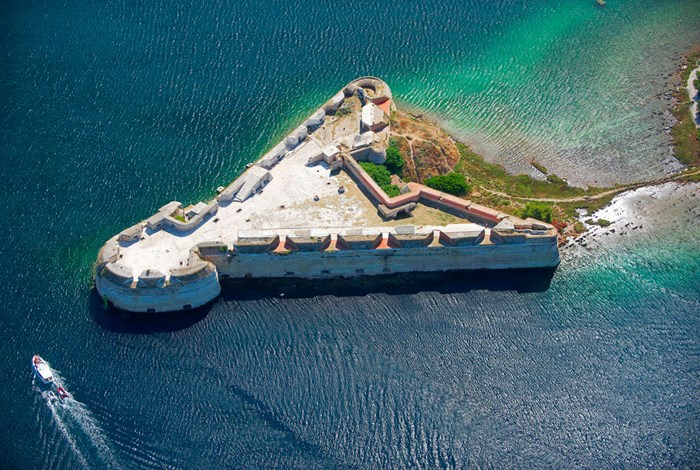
95,77,560,313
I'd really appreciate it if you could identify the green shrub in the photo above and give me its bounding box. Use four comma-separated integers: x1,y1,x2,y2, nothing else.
596,219,611,227
359,161,391,186
336,106,352,117
521,203,553,223
383,184,401,197
531,161,548,174
385,145,405,177
546,174,566,185
359,161,401,197
424,173,471,196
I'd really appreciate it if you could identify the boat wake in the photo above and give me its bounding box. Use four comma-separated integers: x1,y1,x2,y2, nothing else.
35,365,122,469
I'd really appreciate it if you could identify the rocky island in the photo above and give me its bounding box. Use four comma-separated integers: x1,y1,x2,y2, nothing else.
95,77,560,313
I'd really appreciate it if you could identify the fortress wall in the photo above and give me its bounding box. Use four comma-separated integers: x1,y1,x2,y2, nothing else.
259,142,287,169
163,201,219,232
304,109,326,128
492,233,527,244
323,92,345,113
394,233,431,248
100,262,133,286
339,234,380,251
145,200,219,233
289,236,327,252
136,270,166,288
442,229,486,246
99,236,121,263
234,234,280,254
341,156,549,230
118,224,143,242
285,125,309,149
195,241,229,258
215,238,560,279
217,174,247,202
348,145,387,164
344,77,393,99
96,260,221,313
169,261,217,283
343,156,420,207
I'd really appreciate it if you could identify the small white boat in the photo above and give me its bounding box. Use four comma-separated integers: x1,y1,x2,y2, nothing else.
32,355,53,384
47,391,58,403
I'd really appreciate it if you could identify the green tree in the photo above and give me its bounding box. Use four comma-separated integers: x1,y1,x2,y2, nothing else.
385,146,405,177
424,173,471,196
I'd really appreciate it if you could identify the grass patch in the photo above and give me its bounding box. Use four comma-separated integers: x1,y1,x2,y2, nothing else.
671,101,700,165
172,214,186,223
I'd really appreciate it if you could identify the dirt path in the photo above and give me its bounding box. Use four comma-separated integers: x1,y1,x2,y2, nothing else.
479,167,700,203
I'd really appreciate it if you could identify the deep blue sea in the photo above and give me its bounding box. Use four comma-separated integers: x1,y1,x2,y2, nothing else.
1,0,699,467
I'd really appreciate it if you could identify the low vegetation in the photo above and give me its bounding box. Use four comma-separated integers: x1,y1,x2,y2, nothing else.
336,105,353,117
546,174,567,185
531,161,548,174
671,101,700,165
521,203,553,223
359,161,401,197
424,173,471,196
586,218,611,227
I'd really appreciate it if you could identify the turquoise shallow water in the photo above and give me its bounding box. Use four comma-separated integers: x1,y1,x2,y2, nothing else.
1,0,699,467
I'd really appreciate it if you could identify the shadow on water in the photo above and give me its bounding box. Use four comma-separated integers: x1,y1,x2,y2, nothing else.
89,267,556,332
219,267,557,301
88,289,210,334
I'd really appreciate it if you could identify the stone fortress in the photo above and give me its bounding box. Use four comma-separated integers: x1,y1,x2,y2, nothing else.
96,77,560,313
